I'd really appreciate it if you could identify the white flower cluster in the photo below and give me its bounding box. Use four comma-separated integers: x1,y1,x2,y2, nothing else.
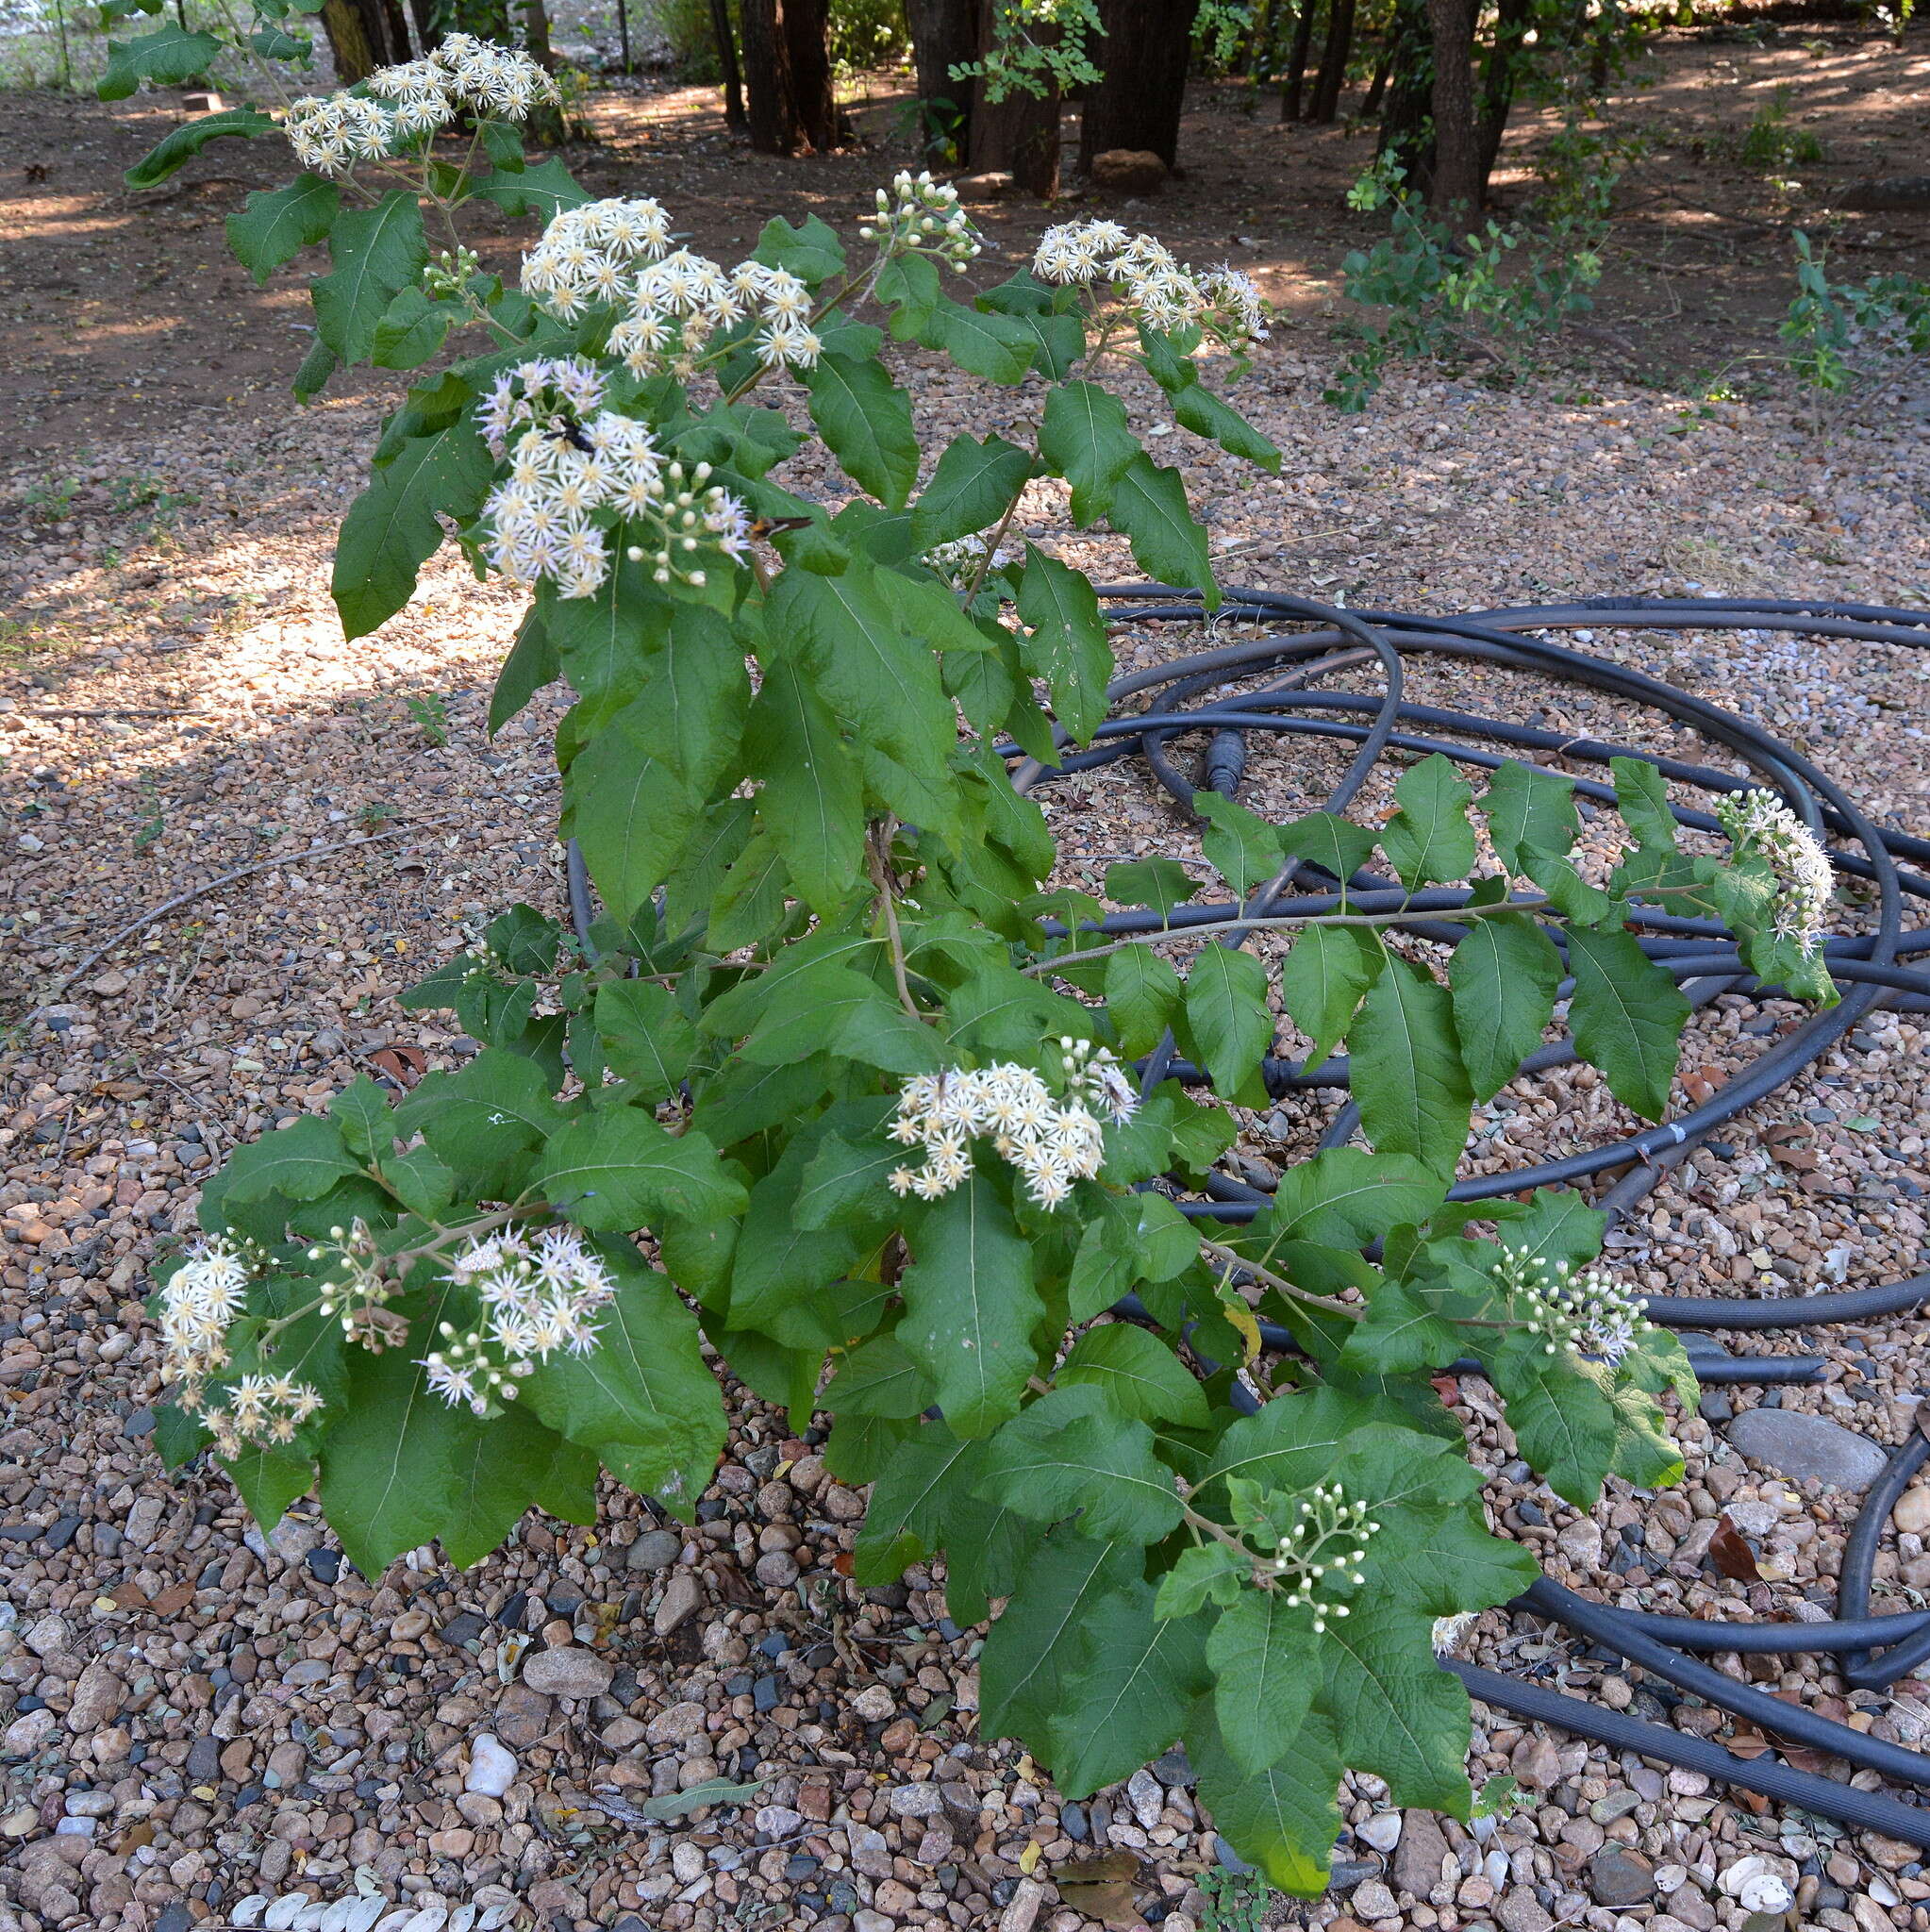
922,531,1016,591
1713,788,1835,956
476,365,751,598
284,34,557,176
158,1239,252,1395
204,1374,324,1457
421,1224,617,1417
887,1039,1138,1210
1489,1249,1651,1366
859,170,983,272
1258,1482,1380,1635
309,1220,400,1341
1033,220,1268,346
520,200,824,375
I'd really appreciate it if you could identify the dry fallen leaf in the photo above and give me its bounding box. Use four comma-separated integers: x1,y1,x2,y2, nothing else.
371,1043,428,1088
1052,1851,1144,1929
1707,1514,1762,1582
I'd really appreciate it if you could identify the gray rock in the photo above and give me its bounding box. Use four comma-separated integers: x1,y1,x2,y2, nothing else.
644,1699,707,1747
887,1781,945,1818
522,1645,612,1699
1126,1766,1164,1829
1352,1879,1400,1919
625,1529,682,1574
1391,1807,1451,1899
1495,1890,1556,1932
1725,1409,1889,1490
493,1682,554,1749
65,1660,125,1732
654,1571,703,1635
848,1821,893,1879
1356,1810,1403,1854
1588,1847,1656,1907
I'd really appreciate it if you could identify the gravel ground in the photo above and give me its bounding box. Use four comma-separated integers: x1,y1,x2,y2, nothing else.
3,323,1930,1932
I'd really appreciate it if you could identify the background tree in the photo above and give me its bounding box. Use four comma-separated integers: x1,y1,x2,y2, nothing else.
907,0,978,159
1077,0,1195,171
740,0,842,154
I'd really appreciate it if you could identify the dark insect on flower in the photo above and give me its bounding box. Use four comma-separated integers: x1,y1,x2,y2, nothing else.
747,515,812,541
543,417,595,454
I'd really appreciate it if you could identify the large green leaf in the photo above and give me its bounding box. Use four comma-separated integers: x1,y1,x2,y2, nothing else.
910,432,1034,550
1171,384,1282,470
1448,913,1562,1102
226,175,342,285
1016,545,1114,746
1108,453,1218,608
99,22,221,100
1380,753,1476,889
541,553,670,705
594,980,698,1105
440,1402,598,1568
922,296,1037,383
538,1109,745,1231
566,719,700,924
1196,791,1285,898
741,656,864,916
853,1424,979,1581
1206,1588,1323,1775
1278,924,1382,1075
622,602,750,799
370,286,452,371
1489,1332,1622,1505
524,1260,726,1517
1059,1323,1211,1429
973,1387,1184,1541
1040,380,1140,525
1245,1147,1447,1254
1189,1703,1343,1896
222,1113,358,1205
126,105,276,189
489,608,558,734
1182,944,1273,1095
465,156,591,222
1565,926,1690,1121
393,1047,564,1196
1350,955,1472,1177
1105,945,1184,1058
899,1174,1042,1439
803,352,920,508
333,422,492,641
1050,1579,1210,1798
310,192,428,366
1484,762,1578,875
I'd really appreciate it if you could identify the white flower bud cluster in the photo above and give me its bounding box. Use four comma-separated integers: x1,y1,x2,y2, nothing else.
423,244,482,301
284,35,557,176
886,1039,1138,1211
1489,1249,1652,1366
421,1224,617,1417
1259,1482,1379,1634
158,1238,253,1396
858,170,983,273
308,1220,399,1339
1713,788,1836,957
205,1374,324,1457
1032,220,1269,346
922,531,1016,591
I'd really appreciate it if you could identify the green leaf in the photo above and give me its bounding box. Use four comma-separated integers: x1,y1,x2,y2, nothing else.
1505,1189,1606,1271
900,1174,1043,1438
1153,1541,1248,1619
541,552,670,704
292,337,337,403
225,174,341,285
978,1527,1140,1747
1183,944,1273,1095
1196,791,1285,898
803,352,920,508
225,1441,315,1531
1488,1333,1622,1506
538,1110,746,1231
125,105,276,189
1106,857,1197,918
754,212,846,285
370,285,452,371
328,1074,393,1162
1484,762,1578,874
824,1334,935,1419
1058,1324,1210,1430
1278,924,1382,1075
1565,926,1690,1121
333,422,492,641
465,155,590,222
740,657,864,917
440,1402,598,1568
853,1424,978,1581
490,608,558,735
1245,1147,1447,1252
910,432,1034,550
1206,1588,1323,1775
1040,381,1140,525
394,1047,563,1196
99,23,222,100
310,192,427,366
524,1259,726,1517
223,1113,358,1205
974,1386,1184,1541
1350,955,1472,1177
1170,383,1282,470
794,1128,907,1231
1277,810,1377,886
1610,756,1679,852
1448,915,1561,1102
1016,545,1114,746
1106,945,1184,1058
1189,1703,1343,1896
623,601,751,799
1050,1579,1210,1798
876,251,941,337
1108,453,1218,608
566,722,699,925
922,297,1036,383
594,980,697,1106
1381,753,1476,890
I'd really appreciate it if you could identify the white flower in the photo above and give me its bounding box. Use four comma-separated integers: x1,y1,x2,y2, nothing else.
1489,1249,1651,1365
864,170,983,271
1713,789,1835,956
1031,221,1265,350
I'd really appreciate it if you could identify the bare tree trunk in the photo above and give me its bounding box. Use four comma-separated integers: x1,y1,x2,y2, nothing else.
1078,0,1194,171
1424,0,1479,217
1375,0,1434,189
1362,42,1390,115
1281,0,1318,121
320,0,383,81
740,0,800,153
709,0,747,127
1475,0,1532,188
378,0,413,60
782,0,843,150
1308,0,1354,124
906,0,976,159
969,0,1059,194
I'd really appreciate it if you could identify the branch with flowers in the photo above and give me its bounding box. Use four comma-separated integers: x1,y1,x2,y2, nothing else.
114,37,1840,1895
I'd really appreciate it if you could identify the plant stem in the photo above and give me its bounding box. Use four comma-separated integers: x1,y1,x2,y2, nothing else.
962,483,1027,604
869,823,922,1020
1199,1236,1363,1319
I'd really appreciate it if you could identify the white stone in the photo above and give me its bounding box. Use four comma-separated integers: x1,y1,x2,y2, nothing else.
464,1734,517,1798
1356,1811,1404,1853
1897,1485,1930,1535
1738,1874,1793,1913
850,1683,895,1722
672,1840,707,1883
1126,1767,1164,1829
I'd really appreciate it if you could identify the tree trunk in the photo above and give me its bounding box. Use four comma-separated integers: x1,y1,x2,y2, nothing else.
407,0,444,55
1078,0,1194,173
740,0,800,153
1281,0,1318,121
520,0,557,69
1374,0,1430,187
709,0,747,126
378,0,413,60
906,0,976,160
1362,42,1389,116
1424,0,1479,217
1308,0,1354,124
1475,0,1532,188
782,0,843,150
969,0,1058,194
320,0,387,81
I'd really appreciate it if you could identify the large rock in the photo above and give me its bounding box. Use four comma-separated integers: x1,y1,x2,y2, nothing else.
1724,1409,1889,1491
1390,1807,1451,1899
522,1645,613,1699
1587,1847,1655,1907
1090,148,1168,194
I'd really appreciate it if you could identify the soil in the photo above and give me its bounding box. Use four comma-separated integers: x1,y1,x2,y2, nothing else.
0,25,1926,459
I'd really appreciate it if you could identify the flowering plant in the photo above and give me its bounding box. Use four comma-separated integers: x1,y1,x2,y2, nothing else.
112,35,1839,1891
